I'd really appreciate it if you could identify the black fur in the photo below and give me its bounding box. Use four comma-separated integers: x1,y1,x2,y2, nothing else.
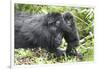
15,11,81,57
63,13,82,59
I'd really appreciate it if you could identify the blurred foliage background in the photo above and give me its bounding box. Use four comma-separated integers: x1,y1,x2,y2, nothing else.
14,4,94,65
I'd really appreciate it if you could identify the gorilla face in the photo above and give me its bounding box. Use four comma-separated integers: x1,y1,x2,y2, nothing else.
63,12,75,28
46,13,63,35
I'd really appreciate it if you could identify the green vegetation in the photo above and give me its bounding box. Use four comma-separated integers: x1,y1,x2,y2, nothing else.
14,4,94,65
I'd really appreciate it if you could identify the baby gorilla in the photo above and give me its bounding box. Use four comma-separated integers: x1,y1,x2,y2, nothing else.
15,12,73,56
63,12,82,59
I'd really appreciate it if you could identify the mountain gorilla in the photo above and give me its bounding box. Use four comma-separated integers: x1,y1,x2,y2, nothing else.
15,11,81,58
63,13,82,58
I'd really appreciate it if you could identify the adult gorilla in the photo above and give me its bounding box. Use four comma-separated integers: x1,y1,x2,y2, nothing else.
15,11,81,57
